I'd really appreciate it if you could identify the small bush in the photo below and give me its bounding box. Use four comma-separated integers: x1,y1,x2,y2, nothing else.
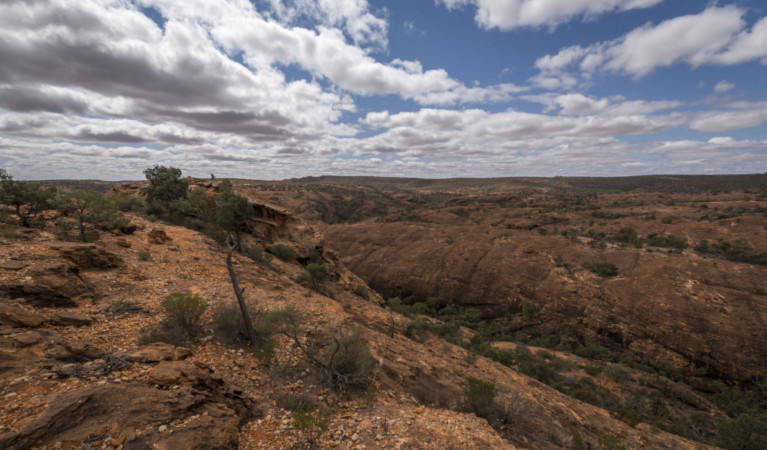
269,244,295,261
0,225,17,239
353,284,369,299
213,301,301,348
583,261,618,277
716,412,767,450
305,263,329,287
160,292,207,336
464,377,498,419
138,293,206,346
138,248,152,261
323,327,375,390
405,318,429,340
387,297,410,315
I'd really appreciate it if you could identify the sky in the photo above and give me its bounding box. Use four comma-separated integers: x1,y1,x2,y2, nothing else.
1,0,766,180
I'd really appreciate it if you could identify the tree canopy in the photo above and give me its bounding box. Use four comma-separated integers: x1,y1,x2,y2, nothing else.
143,165,188,207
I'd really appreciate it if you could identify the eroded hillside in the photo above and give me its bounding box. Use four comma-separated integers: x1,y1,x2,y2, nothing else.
0,178,723,449
240,174,767,446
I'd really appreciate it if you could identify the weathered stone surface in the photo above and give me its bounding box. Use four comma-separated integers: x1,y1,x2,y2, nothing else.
0,377,255,450
1,260,91,307
148,228,171,244
146,361,214,386
0,260,29,271
14,330,43,346
50,243,123,269
50,311,92,327
122,342,191,363
0,303,45,327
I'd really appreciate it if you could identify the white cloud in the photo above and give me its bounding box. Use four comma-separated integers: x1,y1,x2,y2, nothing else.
689,107,767,133
437,0,664,31
714,80,735,94
534,6,767,84
261,0,389,50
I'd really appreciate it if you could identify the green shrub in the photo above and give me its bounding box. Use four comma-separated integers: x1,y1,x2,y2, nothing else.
575,340,612,360
598,434,627,450
323,327,375,389
137,248,152,261
605,364,633,382
387,297,410,315
269,243,295,261
464,377,498,419
716,412,767,450
405,318,429,340
614,227,642,246
160,292,207,336
138,292,207,345
353,284,369,299
293,406,328,432
583,261,618,277
647,233,687,248
0,225,17,239
305,263,329,287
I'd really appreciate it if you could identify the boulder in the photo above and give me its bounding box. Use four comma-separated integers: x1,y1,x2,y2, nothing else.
50,243,123,269
122,342,191,363
146,361,212,386
0,260,91,307
0,303,45,327
0,366,255,450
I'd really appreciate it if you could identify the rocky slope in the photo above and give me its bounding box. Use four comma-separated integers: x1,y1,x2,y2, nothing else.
0,186,715,449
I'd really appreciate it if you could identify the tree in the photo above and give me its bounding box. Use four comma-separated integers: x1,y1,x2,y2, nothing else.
71,189,129,240
216,189,253,252
225,236,258,346
143,165,188,208
0,169,56,227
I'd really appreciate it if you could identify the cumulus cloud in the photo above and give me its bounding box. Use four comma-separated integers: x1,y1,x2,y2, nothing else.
437,0,664,31
533,6,767,85
714,80,735,94
0,0,764,180
262,0,389,50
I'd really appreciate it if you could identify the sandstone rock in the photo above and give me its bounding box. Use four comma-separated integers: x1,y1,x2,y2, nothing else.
0,377,255,450
123,342,191,363
50,243,123,269
14,331,43,346
0,303,45,327
50,311,92,327
146,361,212,386
1,260,91,307
149,228,171,244
0,260,29,271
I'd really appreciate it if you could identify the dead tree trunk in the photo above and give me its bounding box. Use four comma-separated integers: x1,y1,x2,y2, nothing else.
226,235,258,346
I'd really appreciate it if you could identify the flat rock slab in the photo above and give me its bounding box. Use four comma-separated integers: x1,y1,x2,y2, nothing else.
0,367,255,449
50,311,92,327
13,331,43,346
0,260,29,271
0,303,45,328
146,361,215,386
49,243,123,269
122,342,191,363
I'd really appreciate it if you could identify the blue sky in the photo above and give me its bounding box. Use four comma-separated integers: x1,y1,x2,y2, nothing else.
0,0,766,180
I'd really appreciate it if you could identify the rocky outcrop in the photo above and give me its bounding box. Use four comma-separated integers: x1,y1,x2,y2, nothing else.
0,304,45,328
1,260,91,307
122,342,191,363
49,243,123,269
0,369,256,450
